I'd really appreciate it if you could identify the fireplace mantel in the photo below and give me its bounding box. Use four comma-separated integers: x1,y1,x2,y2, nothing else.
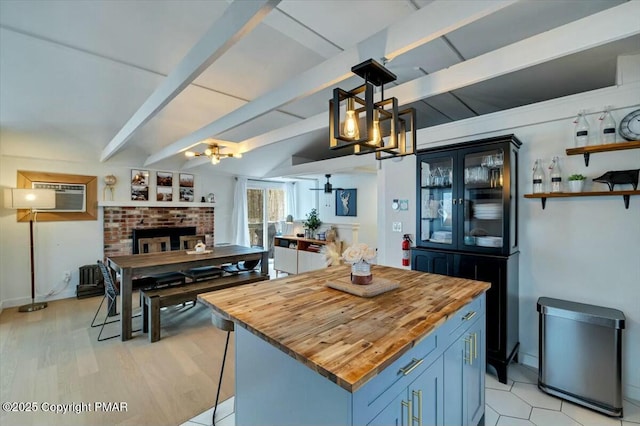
99,201,215,208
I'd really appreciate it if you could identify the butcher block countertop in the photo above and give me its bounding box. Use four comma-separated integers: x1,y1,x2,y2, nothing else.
199,264,490,392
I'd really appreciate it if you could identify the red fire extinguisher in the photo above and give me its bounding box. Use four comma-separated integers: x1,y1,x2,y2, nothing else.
402,234,412,267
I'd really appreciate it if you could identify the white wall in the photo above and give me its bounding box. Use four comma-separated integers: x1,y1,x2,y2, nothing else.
0,151,235,310
377,157,416,269
295,174,378,249
377,79,640,399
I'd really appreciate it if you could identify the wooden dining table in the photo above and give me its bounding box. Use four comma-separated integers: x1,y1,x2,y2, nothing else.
106,245,268,341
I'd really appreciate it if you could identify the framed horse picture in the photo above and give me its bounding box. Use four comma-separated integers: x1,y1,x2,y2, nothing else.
335,188,357,217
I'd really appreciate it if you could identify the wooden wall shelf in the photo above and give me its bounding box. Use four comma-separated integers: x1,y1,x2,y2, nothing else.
566,140,640,166
525,190,640,209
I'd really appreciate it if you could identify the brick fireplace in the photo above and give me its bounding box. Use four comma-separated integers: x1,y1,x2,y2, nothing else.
103,206,214,258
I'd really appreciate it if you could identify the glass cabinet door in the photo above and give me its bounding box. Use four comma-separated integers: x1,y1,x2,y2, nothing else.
419,154,455,248
461,148,505,251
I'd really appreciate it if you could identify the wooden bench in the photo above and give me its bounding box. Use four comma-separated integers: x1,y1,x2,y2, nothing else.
141,271,268,342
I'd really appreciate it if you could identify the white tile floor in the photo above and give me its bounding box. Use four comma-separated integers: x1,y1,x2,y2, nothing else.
183,363,640,426
485,364,640,426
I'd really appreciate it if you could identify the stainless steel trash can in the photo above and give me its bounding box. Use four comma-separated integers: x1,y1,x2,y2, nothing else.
537,297,625,417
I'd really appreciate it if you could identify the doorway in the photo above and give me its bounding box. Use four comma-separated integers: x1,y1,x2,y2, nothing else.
247,185,285,259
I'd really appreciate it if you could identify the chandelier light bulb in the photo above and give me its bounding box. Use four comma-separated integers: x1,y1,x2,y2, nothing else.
204,148,213,156
185,151,196,158
371,109,382,146
343,98,359,140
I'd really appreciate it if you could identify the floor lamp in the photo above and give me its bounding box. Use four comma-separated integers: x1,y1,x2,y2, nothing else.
4,188,56,312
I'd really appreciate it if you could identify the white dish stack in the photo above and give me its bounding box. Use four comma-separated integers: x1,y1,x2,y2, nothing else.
430,231,452,243
473,203,501,220
476,236,503,247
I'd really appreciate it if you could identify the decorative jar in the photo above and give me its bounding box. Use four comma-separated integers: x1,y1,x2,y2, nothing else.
351,260,372,285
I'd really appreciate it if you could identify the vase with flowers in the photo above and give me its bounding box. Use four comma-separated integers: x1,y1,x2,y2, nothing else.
342,243,377,285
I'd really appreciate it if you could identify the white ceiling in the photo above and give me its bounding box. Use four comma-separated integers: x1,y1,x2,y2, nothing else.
1,0,638,179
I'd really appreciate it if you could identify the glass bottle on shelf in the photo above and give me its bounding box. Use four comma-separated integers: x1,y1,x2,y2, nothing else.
573,110,590,147
599,106,616,144
532,159,545,194
548,156,562,193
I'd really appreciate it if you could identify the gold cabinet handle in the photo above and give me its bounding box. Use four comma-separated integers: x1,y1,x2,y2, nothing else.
412,389,423,426
402,399,412,426
399,358,424,376
464,336,473,365
462,311,476,321
473,332,478,360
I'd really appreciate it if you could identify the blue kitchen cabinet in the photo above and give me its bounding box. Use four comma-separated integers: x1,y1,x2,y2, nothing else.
368,357,444,426
444,313,486,426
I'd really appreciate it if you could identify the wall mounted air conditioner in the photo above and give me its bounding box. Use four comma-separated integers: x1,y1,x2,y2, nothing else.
32,182,86,212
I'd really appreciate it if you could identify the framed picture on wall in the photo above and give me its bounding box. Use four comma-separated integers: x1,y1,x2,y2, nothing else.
179,173,194,202
335,188,357,217
156,171,172,187
131,169,149,201
156,186,172,202
156,172,173,201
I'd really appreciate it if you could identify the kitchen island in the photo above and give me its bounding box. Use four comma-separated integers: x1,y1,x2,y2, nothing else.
199,264,490,426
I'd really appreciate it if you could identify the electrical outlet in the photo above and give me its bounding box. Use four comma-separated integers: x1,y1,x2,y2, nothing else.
392,222,402,232
63,271,71,282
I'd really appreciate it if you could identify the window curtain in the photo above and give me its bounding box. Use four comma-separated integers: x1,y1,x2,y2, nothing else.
232,177,250,246
285,182,297,220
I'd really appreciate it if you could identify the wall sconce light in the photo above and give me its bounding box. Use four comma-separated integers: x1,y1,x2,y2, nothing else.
185,143,241,165
329,58,416,159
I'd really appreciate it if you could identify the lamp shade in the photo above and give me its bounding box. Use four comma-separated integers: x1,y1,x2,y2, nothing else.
4,188,56,209
286,215,294,224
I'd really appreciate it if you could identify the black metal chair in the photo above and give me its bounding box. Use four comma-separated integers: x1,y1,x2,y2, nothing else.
90,260,141,341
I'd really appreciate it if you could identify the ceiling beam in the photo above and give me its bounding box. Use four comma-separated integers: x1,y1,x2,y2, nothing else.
390,0,640,106
238,0,640,155
263,8,343,59
144,0,517,166
100,0,280,162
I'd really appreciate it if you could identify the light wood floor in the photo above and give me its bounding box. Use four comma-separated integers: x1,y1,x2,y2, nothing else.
0,293,235,426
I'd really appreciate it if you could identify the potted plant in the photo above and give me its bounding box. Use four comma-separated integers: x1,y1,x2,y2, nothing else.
568,173,586,193
303,208,322,239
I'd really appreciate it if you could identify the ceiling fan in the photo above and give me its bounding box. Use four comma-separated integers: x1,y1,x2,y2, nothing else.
310,174,344,194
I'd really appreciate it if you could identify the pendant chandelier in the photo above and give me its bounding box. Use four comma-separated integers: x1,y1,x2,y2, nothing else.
185,143,241,165
329,58,416,160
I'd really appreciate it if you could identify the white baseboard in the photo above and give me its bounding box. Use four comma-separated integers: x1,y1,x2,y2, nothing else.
626,384,640,402
518,352,538,370
1,289,77,309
